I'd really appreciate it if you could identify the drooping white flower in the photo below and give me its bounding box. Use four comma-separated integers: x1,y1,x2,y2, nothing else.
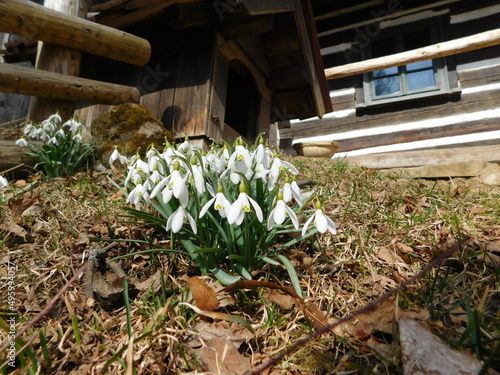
283,176,303,205
0,175,8,188
72,134,82,143
63,118,82,133
301,201,337,237
109,148,128,166
15,138,28,147
47,113,62,124
267,153,298,190
127,181,151,205
166,205,197,234
267,191,299,230
228,182,264,225
199,184,231,218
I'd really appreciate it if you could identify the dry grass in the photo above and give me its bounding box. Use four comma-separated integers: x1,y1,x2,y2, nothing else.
0,157,499,374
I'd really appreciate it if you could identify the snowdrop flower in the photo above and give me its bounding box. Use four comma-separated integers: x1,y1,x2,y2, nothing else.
72,134,82,143
283,176,303,205
199,184,231,218
150,161,188,206
15,138,28,147
109,147,128,165
228,181,264,225
301,201,336,237
47,113,62,124
167,205,197,234
48,136,59,146
127,181,151,205
267,152,298,190
0,175,8,188
267,191,299,230
189,159,206,195
224,140,252,184
252,138,271,169
63,118,82,133
42,120,56,134
23,123,37,138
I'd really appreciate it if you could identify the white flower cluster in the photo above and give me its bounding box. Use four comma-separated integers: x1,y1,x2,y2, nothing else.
113,138,336,237
16,114,84,147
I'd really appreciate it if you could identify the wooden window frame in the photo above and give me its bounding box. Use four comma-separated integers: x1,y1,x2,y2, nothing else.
355,16,461,108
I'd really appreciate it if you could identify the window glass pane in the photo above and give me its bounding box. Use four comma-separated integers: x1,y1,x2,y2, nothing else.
374,76,400,96
407,60,433,71
373,67,398,77
407,70,436,90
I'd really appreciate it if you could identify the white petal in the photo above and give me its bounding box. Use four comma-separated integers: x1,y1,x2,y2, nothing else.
199,196,216,218
315,210,328,233
301,214,315,237
284,204,300,230
247,195,263,222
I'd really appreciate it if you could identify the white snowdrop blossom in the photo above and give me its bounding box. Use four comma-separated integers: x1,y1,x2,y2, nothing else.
301,201,337,237
199,185,231,218
228,182,264,225
267,191,299,230
167,205,197,234
15,138,28,148
109,148,128,166
0,175,8,188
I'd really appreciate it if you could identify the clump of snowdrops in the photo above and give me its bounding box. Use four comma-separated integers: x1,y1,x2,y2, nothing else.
16,113,96,178
113,137,337,295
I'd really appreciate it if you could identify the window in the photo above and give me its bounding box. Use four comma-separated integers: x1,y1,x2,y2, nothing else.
357,18,458,107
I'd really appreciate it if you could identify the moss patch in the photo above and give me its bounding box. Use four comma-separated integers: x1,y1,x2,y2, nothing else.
91,103,175,161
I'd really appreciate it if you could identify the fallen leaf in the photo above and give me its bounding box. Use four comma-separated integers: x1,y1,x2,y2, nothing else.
185,322,254,375
264,289,295,310
0,221,28,242
189,276,219,312
181,302,254,333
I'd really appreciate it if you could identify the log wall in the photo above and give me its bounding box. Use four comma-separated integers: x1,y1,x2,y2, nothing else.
281,0,500,168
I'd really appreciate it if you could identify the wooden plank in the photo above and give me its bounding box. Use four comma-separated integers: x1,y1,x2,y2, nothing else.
0,140,38,173
0,63,140,104
0,0,151,66
340,144,500,169
325,28,500,80
294,0,328,117
95,0,202,29
206,50,228,143
281,93,500,139
241,0,295,15
171,28,214,138
29,0,88,122
337,118,500,153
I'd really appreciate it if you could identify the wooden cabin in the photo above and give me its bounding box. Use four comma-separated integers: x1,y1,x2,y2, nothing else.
0,0,332,149
280,0,500,170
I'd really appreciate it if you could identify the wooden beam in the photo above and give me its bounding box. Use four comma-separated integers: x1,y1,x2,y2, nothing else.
29,0,88,122
95,0,202,29
241,0,295,15
0,0,151,66
325,28,500,80
0,63,140,104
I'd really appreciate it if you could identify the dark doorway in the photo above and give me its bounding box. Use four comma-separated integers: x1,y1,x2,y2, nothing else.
224,61,260,140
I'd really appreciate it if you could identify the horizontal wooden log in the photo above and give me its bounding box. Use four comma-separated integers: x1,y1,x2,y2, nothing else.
0,140,39,175
325,28,500,80
0,0,151,66
0,63,140,104
340,144,500,169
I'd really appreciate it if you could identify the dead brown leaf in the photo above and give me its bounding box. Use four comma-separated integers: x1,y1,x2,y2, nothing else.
189,276,219,312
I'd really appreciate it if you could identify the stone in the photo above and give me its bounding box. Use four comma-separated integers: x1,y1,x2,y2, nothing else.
399,317,484,375
379,160,489,178
477,162,500,185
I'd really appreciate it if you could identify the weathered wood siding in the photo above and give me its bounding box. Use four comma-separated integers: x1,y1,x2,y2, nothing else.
281,0,500,168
